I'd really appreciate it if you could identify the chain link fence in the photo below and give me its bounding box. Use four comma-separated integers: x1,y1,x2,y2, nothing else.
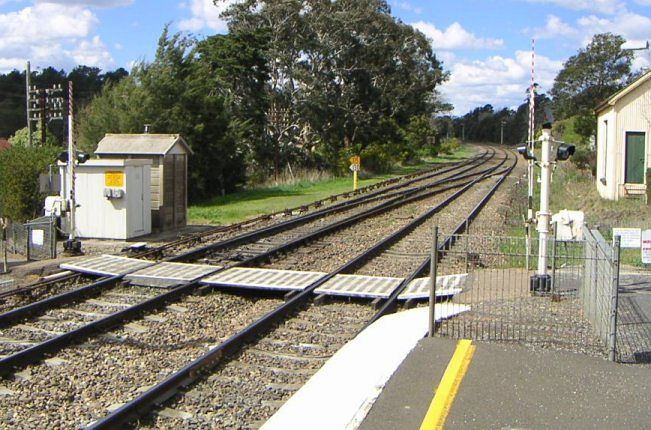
430,228,643,361
4,216,57,261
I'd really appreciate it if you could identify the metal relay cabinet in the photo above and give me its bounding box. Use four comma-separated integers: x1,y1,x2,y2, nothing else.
59,159,152,239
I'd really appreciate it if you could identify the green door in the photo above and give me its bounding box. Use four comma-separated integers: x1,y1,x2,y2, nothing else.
625,132,645,184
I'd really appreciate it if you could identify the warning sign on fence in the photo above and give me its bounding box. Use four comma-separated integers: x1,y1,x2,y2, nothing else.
641,230,651,264
612,228,641,248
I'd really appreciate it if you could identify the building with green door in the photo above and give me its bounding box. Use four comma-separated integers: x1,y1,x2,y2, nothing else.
596,71,651,200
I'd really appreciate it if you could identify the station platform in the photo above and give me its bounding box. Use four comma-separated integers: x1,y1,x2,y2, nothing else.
262,307,650,430
360,337,651,430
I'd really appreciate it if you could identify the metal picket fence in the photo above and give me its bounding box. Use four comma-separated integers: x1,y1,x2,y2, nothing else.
4,216,57,261
430,228,624,360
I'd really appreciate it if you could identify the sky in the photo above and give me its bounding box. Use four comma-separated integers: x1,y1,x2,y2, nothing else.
0,0,650,115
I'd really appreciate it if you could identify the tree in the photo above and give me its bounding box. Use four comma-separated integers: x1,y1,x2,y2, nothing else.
77,27,270,200
8,126,59,147
0,144,58,221
222,0,447,172
550,33,634,139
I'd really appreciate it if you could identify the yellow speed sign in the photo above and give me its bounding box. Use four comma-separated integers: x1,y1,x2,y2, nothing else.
349,155,361,165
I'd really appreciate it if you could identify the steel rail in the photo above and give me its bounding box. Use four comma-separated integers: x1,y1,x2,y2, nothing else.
0,152,495,325
367,149,518,326
240,156,508,268
170,151,499,263
0,153,500,378
135,152,488,260
86,150,512,430
0,154,484,303
0,272,81,300
0,275,122,327
0,281,200,378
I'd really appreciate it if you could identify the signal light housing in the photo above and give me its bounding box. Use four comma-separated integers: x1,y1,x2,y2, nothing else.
516,145,536,161
57,151,90,164
556,143,575,161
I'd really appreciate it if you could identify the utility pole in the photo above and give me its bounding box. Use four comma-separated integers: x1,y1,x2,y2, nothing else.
500,119,505,145
25,62,32,147
40,90,46,145
27,82,64,146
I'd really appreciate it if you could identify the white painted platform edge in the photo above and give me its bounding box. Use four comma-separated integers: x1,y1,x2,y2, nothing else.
260,304,470,430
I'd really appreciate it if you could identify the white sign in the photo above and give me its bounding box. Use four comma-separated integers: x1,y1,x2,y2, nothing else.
641,230,651,264
612,228,641,248
349,164,360,172
31,229,44,246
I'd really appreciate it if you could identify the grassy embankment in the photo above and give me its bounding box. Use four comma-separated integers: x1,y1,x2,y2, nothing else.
189,146,475,225
506,160,651,267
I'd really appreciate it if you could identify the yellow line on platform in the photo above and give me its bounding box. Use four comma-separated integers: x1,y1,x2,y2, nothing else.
419,339,476,430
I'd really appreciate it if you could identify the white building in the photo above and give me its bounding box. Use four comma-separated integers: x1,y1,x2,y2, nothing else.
95,134,192,231
596,71,651,200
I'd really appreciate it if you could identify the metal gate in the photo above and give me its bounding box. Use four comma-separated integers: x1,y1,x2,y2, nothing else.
4,216,57,261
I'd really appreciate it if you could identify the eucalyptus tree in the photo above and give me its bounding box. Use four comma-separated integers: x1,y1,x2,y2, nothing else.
220,0,447,169
550,33,634,138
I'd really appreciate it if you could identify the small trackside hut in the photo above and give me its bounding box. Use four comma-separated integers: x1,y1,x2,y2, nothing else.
95,133,192,231
596,70,651,200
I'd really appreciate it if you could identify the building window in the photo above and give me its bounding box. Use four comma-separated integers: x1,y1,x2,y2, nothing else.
601,120,608,183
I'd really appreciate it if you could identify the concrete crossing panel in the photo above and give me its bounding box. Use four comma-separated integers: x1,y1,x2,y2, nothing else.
398,274,466,300
60,255,155,276
201,267,327,291
314,274,404,299
125,262,221,288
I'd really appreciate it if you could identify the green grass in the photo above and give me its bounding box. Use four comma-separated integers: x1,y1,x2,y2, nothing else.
189,145,476,225
189,176,392,225
505,161,651,268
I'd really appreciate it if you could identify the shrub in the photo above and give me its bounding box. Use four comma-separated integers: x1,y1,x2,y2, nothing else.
439,137,461,154
0,145,58,221
359,143,394,173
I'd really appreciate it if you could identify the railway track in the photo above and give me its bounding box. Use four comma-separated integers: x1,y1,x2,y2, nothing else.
0,147,515,429
0,148,502,376
88,149,516,429
0,151,487,309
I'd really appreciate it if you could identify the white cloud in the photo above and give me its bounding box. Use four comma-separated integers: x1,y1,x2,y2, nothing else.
35,0,133,7
528,10,651,56
390,1,422,14
0,2,114,71
71,35,113,66
577,12,651,46
412,21,504,50
440,51,563,114
178,0,239,33
524,0,625,15
532,15,579,40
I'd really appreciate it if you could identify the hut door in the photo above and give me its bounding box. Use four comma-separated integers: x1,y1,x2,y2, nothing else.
625,132,645,184
174,155,186,226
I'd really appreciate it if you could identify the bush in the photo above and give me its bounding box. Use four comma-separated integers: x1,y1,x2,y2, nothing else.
358,143,393,173
439,137,461,154
571,143,596,175
0,145,58,221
